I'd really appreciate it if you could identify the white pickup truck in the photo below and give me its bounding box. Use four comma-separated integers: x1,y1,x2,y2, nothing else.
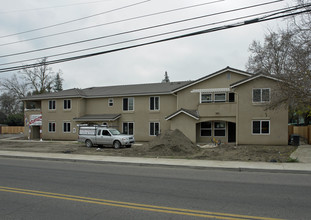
77,126,135,149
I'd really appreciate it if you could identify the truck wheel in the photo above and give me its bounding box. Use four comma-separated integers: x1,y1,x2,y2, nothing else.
113,141,121,149
85,140,93,148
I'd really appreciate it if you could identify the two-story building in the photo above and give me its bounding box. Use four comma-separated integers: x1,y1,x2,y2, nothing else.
23,67,288,145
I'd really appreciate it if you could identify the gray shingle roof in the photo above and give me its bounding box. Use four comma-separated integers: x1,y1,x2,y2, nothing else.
73,114,121,122
22,81,191,100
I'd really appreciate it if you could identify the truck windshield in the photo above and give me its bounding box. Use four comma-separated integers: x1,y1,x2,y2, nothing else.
109,129,121,135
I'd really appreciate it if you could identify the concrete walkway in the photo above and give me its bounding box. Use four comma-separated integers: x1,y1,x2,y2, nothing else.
290,145,311,163
0,147,311,174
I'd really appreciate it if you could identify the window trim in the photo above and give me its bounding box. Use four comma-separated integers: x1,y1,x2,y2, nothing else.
108,98,114,107
252,88,270,103
252,120,270,135
63,122,71,133
149,122,160,136
123,122,134,135
48,100,56,110
150,96,160,111
200,122,212,137
63,99,72,110
200,93,212,103
48,122,56,133
123,97,134,111
214,93,226,102
214,121,226,137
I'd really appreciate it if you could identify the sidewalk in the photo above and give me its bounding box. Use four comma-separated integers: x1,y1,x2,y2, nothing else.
0,149,311,174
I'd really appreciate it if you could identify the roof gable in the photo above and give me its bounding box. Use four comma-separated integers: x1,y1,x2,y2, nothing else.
172,66,252,93
230,74,282,88
165,108,199,120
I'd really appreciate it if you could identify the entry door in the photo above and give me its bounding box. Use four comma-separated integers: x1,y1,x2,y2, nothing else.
228,122,236,143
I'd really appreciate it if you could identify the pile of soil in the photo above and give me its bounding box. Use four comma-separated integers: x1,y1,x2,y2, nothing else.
0,134,298,162
144,129,199,156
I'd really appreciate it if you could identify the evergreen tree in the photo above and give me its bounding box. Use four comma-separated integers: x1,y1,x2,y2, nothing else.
162,71,170,83
54,71,63,92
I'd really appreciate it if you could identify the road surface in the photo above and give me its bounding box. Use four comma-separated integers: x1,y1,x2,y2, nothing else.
0,157,310,219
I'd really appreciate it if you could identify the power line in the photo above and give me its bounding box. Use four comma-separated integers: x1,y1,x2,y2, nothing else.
0,0,284,58
0,4,306,67
0,0,151,39
0,7,309,73
0,0,225,47
0,0,112,14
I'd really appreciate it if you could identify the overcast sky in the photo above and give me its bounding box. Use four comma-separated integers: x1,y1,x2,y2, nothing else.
0,0,295,89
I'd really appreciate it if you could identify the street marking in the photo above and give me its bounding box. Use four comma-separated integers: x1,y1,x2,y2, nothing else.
0,186,283,220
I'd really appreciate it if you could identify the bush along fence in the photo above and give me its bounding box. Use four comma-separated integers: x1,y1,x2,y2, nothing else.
288,125,311,144
0,126,24,134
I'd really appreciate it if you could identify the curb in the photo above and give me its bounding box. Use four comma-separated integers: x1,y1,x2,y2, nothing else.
1,153,311,174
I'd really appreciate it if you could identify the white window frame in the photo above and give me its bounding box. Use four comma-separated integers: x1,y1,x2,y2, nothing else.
63,99,71,110
48,100,56,110
200,93,212,103
150,96,160,111
63,122,71,133
123,122,134,135
252,120,270,135
200,122,212,137
214,121,226,137
123,97,134,111
214,93,226,102
48,122,56,133
149,122,160,136
108,98,114,107
252,88,270,103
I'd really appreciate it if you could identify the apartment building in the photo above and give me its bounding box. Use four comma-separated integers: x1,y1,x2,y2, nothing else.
23,67,288,145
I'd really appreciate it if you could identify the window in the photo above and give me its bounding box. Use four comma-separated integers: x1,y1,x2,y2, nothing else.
253,88,270,103
150,122,160,136
63,122,71,133
201,93,212,103
48,100,56,110
150,97,160,110
214,122,226,136
64,99,71,110
108,98,114,107
123,122,134,135
229,93,235,102
123,98,134,111
214,93,226,102
48,122,56,132
226,73,231,80
252,120,270,134
200,122,212,136
102,130,111,136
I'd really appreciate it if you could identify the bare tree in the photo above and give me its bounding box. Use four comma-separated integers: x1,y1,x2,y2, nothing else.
0,58,64,97
0,74,29,99
246,0,311,124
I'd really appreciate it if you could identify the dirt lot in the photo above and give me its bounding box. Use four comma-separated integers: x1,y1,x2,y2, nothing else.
0,131,297,162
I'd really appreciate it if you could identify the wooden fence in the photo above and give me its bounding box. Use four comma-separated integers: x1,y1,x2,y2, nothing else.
288,125,311,144
0,126,24,134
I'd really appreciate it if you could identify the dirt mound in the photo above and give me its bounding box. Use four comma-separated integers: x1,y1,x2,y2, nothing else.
144,129,199,156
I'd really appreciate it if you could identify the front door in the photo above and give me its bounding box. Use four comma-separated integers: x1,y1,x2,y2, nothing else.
228,122,236,143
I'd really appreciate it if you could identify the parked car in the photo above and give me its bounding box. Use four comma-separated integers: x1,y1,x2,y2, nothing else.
77,126,135,149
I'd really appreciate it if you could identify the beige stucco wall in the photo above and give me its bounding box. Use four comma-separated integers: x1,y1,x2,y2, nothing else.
42,98,81,140
176,71,248,109
170,113,197,143
234,78,288,145
26,94,178,142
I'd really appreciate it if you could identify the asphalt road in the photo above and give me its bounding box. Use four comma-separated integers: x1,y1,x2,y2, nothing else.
0,158,311,220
